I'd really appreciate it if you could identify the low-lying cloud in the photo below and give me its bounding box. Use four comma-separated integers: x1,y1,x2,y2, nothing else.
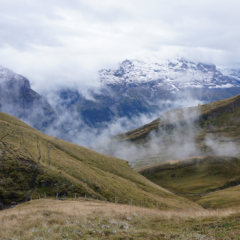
42,92,207,163
84,102,240,166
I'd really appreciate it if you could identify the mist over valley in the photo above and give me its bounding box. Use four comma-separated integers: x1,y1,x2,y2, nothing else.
1,57,240,162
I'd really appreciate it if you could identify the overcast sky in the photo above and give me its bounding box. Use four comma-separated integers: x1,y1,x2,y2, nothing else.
1,0,240,92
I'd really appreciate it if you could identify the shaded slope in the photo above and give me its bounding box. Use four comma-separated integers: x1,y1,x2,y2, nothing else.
197,184,240,209
136,155,240,209
137,155,240,195
0,112,200,210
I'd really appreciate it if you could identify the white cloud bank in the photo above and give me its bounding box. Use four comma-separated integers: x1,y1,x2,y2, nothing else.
0,0,240,93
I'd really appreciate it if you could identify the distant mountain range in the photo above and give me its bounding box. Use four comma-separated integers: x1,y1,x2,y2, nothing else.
1,58,240,143
100,58,240,103
100,58,240,89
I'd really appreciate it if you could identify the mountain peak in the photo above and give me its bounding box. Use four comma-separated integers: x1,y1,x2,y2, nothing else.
99,58,240,91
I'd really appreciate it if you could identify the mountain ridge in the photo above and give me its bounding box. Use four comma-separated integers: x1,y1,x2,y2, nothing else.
100,58,240,90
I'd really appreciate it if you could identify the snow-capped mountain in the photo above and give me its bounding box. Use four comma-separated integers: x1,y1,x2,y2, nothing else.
221,68,240,82
100,58,240,91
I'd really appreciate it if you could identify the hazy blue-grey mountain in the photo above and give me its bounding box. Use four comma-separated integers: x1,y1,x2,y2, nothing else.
0,65,57,130
53,87,160,127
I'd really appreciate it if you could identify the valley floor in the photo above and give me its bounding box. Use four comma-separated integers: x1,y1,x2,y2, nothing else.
1,199,240,239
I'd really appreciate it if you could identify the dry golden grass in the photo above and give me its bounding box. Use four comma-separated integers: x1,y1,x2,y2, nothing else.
0,111,200,210
1,199,240,239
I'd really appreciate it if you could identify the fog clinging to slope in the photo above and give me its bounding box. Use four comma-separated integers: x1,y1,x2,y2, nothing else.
87,102,240,165
43,91,205,162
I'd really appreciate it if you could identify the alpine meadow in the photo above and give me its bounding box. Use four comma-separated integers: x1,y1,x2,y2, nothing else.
2,0,240,239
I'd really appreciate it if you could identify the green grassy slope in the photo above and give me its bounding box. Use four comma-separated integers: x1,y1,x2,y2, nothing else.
137,155,240,194
197,184,240,209
0,112,200,210
136,155,240,208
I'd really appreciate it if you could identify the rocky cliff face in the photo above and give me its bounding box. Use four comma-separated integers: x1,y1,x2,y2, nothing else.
0,65,57,130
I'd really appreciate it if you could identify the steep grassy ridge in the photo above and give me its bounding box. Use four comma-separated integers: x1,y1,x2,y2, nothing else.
0,112,200,210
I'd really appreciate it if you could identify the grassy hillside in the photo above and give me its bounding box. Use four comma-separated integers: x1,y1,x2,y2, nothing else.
136,154,240,209
110,94,240,209
1,199,240,239
0,111,200,210
197,184,240,209
137,155,240,202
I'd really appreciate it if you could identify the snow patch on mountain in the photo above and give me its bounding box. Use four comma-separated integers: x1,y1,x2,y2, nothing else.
221,68,240,82
99,58,240,91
